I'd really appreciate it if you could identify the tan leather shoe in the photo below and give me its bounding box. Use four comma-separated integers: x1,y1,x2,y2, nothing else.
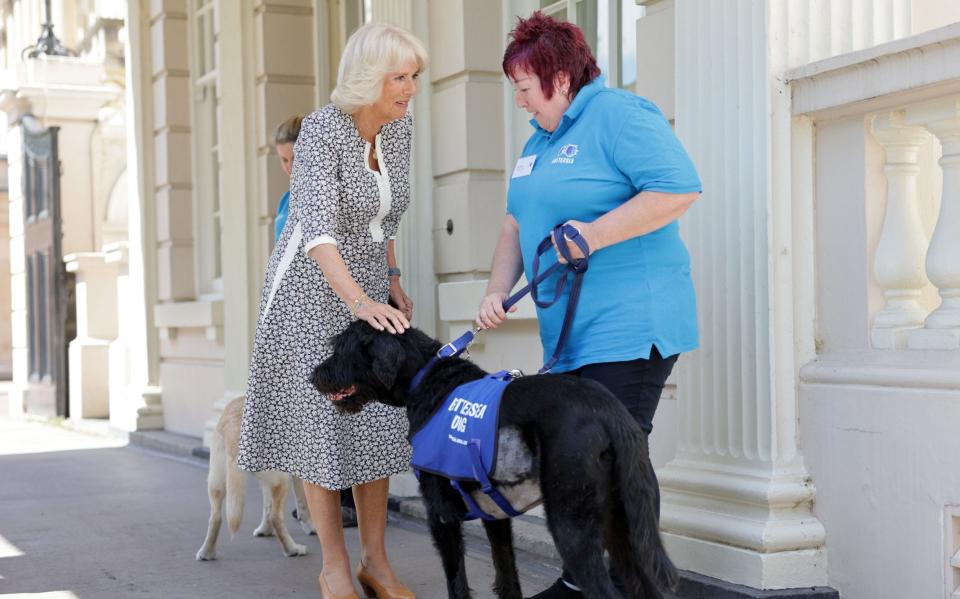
319,574,360,599
356,563,415,599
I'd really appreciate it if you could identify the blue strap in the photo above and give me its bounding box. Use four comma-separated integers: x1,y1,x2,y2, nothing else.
417,467,495,521
408,329,477,392
411,223,590,388
501,224,588,311
503,224,590,373
445,440,524,522
450,479,487,521
408,357,439,393
468,440,523,518
439,329,476,358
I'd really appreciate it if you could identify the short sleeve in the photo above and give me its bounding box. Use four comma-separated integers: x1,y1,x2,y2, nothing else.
290,109,342,254
381,113,413,239
613,99,702,195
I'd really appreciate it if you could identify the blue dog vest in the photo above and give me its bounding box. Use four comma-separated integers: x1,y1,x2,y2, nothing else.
410,371,521,520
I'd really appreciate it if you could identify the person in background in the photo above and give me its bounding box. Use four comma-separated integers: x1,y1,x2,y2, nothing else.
272,115,300,242
273,115,360,530
476,11,702,599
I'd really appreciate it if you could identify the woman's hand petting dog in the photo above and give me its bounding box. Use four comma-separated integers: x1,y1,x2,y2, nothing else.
356,299,409,334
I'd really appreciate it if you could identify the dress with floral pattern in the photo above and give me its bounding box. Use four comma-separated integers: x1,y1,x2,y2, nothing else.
237,104,413,489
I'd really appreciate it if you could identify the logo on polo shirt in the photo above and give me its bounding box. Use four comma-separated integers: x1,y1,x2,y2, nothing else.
552,144,578,164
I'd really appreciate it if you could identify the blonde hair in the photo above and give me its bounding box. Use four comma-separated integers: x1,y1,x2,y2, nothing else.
330,22,428,114
273,115,304,146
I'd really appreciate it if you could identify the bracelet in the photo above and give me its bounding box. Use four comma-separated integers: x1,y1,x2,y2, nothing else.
350,293,371,316
387,266,401,278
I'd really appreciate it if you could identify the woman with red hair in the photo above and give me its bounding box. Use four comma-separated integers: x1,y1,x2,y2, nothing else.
476,11,702,598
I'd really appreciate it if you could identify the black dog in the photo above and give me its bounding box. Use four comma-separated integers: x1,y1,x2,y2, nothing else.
313,321,678,599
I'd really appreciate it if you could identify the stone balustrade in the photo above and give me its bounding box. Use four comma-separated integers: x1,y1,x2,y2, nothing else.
871,97,960,350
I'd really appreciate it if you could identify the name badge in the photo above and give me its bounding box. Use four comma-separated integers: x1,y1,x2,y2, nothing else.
511,155,537,178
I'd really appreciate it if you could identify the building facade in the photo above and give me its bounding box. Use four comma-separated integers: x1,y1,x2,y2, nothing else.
3,0,960,597
1,0,129,416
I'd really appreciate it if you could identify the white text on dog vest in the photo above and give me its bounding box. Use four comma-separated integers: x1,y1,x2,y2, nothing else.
448,396,489,433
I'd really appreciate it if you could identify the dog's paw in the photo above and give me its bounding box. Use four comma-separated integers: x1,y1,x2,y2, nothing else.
253,525,275,537
298,520,317,536
195,548,216,561
285,543,308,557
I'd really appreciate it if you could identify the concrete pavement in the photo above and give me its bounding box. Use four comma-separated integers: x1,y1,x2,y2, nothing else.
0,415,561,599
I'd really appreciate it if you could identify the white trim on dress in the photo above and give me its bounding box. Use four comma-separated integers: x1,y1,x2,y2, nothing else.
264,222,303,319
364,133,392,243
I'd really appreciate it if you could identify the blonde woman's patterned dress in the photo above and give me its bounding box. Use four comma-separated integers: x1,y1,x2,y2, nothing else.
237,104,413,489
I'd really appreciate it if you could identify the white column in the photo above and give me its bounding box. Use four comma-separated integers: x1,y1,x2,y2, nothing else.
1,107,29,416
661,1,826,589
787,0,911,66
205,0,258,447
105,243,163,430
371,0,412,29
908,98,960,350
65,253,119,419
636,0,675,121
869,112,931,349
111,0,164,431
429,0,507,354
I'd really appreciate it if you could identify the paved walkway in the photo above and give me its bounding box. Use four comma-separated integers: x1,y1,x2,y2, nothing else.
0,416,560,599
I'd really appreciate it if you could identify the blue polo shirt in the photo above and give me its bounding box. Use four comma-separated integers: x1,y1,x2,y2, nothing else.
507,76,702,372
275,191,290,242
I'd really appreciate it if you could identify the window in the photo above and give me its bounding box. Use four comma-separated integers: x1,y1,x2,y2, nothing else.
508,1,647,162
534,0,645,90
191,0,222,296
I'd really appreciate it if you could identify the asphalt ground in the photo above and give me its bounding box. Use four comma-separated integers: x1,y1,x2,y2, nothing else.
0,415,561,599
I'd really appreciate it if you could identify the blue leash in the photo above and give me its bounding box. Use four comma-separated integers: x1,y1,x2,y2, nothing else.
406,224,589,521
409,223,590,392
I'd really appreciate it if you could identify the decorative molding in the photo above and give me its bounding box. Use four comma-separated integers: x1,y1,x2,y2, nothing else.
253,3,313,17
153,182,193,192
800,354,960,390
788,22,960,118
253,73,315,86
437,279,537,323
154,298,224,344
429,70,505,93
945,506,960,599
152,125,192,135
148,11,189,26
150,69,191,82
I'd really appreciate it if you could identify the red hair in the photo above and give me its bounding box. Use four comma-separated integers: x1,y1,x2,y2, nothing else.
502,11,601,100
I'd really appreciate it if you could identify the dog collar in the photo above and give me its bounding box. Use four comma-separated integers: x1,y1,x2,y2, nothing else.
408,329,478,393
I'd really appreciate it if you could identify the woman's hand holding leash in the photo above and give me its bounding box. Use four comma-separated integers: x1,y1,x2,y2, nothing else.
476,291,516,330
552,220,595,264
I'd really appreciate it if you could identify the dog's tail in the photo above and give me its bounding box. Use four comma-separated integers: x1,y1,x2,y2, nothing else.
609,422,679,597
224,453,246,535
216,397,247,536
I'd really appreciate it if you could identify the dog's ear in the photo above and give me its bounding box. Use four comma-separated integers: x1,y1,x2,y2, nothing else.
371,334,404,389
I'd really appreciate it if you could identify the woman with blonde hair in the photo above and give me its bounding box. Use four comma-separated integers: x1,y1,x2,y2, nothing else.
238,22,426,599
